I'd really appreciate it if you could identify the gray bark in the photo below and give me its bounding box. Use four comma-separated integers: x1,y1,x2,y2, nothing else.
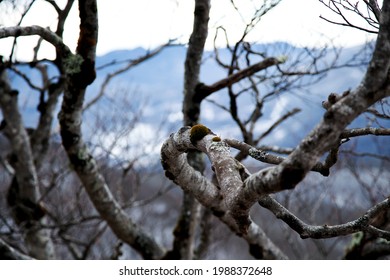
170,0,211,260
57,0,165,259
0,62,55,260
161,1,390,256
161,125,287,259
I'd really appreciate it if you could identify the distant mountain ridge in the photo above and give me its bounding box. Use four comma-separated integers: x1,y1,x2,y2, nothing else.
5,42,389,161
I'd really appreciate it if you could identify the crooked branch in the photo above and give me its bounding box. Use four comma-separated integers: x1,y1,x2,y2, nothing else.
0,25,71,58
259,195,390,240
161,124,286,259
58,0,164,260
195,57,286,101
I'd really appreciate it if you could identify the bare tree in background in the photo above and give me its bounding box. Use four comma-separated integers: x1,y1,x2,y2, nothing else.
0,0,389,260
0,0,173,259
316,0,390,259
162,0,390,259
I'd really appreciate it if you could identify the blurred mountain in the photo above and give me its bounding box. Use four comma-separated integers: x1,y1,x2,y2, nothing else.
2,43,388,261
5,42,389,160
89,43,388,155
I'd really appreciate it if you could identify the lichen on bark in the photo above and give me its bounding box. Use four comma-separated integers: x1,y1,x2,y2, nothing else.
63,54,84,75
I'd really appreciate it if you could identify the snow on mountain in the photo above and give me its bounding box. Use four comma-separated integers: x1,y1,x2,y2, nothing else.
4,42,389,163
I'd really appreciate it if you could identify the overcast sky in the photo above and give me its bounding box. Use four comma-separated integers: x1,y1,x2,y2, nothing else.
0,0,377,60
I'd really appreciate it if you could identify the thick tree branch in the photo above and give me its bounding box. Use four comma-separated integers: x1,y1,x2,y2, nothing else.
161,8,390,248
240,82,390,206
58,0,164,259
0,61,55,259
238,0,390,207
340,127,390,138
363,1,390,87
365,0,382,21
162,11,390,237
0,25,71,58
161,127,222,209
182,0,210,126
161,125,286,259
177,0,211,260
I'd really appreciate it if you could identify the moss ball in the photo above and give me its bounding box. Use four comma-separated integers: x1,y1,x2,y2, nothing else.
190,124,211,145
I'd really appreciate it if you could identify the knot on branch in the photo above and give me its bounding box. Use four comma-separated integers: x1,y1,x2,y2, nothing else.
356,215,370,229
248,148,267,161
322,90,350,110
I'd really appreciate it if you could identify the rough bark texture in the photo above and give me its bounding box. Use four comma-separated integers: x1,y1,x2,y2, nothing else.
161,5,390,252
176,0,293,259
161,2,390,259
170,0,211,260
162,1,390,258
0,25,71,58
0,62,55,260
239,0,390,201
57,0,164,259
161,125,287,259
0,0,388,260
182,0,210,126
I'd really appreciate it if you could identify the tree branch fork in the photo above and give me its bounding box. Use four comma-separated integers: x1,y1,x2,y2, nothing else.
161,121,390,241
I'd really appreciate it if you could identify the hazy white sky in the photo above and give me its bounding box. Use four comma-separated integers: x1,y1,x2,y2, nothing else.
0,0,377,60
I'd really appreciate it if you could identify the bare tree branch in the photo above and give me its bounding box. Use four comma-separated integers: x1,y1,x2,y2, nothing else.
319,0,380,33
183,0,210,126
225,138,336,176
365,107,390,119
258,195,390,240
240,0,390,203
161,125,286,259
365,0,382,21
256,108,301,143
84,41,174,111
161,0,390,245
171,0,211,260
0,238,34,260
341,127,390,138
0,25,71,58
0,60,55,259
58,0,164,259
195,57,287,101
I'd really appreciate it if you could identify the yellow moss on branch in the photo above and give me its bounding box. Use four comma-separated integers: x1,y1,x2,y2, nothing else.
190,124,211,145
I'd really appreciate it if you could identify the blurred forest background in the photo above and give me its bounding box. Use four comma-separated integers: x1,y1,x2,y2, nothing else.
0,0,389,260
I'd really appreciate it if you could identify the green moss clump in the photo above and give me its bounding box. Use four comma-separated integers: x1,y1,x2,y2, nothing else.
348,231,364,249
190,124,211,145
64,54,84,75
